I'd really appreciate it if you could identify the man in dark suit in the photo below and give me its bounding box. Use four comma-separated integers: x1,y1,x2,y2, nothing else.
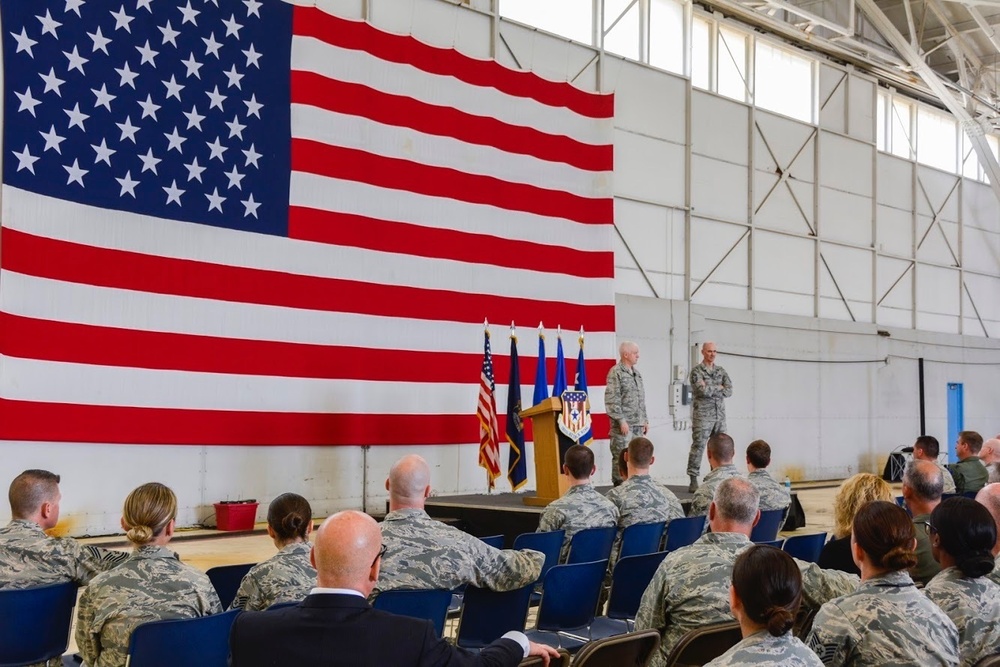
230,509,560,666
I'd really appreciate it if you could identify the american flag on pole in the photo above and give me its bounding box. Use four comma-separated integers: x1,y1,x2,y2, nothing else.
0,0,616,447
476,328,500,489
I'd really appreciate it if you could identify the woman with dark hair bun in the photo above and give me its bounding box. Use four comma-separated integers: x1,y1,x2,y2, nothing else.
230,493,316,611
924,497,1000,667
806,500,959,666
705,546,822,666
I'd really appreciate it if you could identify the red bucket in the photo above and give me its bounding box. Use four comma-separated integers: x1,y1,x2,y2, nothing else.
214,502,259,531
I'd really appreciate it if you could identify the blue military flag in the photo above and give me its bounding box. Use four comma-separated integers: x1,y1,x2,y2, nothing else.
574,334,593,445
552,334,567,398
532,328,548,406
506,333,527,491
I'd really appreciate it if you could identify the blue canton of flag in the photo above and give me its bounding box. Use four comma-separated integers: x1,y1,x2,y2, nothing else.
2,0,291,234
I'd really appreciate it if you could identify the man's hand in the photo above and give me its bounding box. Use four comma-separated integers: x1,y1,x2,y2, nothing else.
526,641,561,665
619,421,629,435
642,423,649,435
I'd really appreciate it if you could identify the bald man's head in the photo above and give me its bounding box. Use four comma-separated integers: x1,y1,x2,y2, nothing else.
386,455,431,511
981,439,1000,465
311,510,383,593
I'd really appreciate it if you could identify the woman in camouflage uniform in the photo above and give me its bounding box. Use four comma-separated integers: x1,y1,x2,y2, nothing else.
75,483,222,667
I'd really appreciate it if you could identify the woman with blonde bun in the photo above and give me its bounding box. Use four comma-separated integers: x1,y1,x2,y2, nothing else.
806,501,959,666
705,545,822,666
75,483,222,667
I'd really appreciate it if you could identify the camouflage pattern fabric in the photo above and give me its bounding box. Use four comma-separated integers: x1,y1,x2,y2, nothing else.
909,513,941,586
935,461,957,494
748,469,791,512
605,474,683,565
705,631,825,667
924,566,1000,667
636,532,859,667
688,464,744,518
988,555,1000,588
805,570,959,667
0,519,128,589
687,362,733,478
537,483,619,563
229,541,315,611
376,508,543,596
949,457,989,495
75,545,222,667
605,361,648,486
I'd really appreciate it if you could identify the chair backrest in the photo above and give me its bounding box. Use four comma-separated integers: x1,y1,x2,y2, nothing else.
456,583,532,649
573,628,661,667
663,516,705,552
205,562,255,610
513,530,565,581
371,588,452,637
125,609,240,667
606,551,668,620
756,539,784,548
974,653,1000,667
619,522,667,559
782,532,828,564
518,648,571,667
0,580,78,667
749,509,785,542
535,560,608,631
567,526,616,565
664,620,742,667
479,534,505,549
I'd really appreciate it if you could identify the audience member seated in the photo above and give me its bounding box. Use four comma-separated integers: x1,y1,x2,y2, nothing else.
745,440,791,513
75,483,223,667
689,433,744,518
806,501,959,666
976,483,1000,586
537,445,618,563
913,435,956,494
817,474,893,576
924,497,1000,667
636,477,857,667
705,545,822,666
617,449,629,484
229,510,560,666
230,493,316,611
377,455,543,595
901,461,943,584
949,431,989,495
981,439,1000,466
989,463,1000,485
0,469,127,589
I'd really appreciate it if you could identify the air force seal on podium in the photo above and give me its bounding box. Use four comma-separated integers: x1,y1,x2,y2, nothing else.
558,390,592,442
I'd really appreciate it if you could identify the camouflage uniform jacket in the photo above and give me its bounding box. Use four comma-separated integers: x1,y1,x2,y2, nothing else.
636,532,859,667
924,566,1000,667
689,465,744,517
537,483,619,562
376,508,543,595
806,570,959,667
0,519,128,589
705,631,824,667
604,361,647,431
75,545,222,667
989,554,1000,587
934,460,957,494
689,362,733,419
748,469,791,512
948,457,989,495
229,541,315,611
605,474,683,566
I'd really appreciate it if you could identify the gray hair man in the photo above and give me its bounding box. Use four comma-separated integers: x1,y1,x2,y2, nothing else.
901,460,943,584
605,341,649,486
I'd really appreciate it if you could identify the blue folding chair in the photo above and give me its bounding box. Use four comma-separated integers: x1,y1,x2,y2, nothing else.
566,526,616,565
513,530,564,582
750,509,785,543
663,516,706,552
757,539,784,548
589,551,668,639
206,563,255,610
456,584,532,648
0,580,77,667
372,588,452,637
782,532,828,563
479,534,505,549
619,521,666,559
525,560,608,653
126,609,240,667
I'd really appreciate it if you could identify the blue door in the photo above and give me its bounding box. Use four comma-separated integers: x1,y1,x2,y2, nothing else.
947,383,964,463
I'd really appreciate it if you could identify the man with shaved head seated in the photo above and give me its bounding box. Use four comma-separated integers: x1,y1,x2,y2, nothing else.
688,433,744,518
230,510,560,666
375,455,543,596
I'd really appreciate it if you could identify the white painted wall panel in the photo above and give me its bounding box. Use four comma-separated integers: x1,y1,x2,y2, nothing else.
964,273,1000,321
692,282,750,309
755,111,816,182
313,0,365,20
818,64,847,134
820,133,874,196
615,198,670,275
691,155,749,222
691,219,749,287
916,167,961,222
847,74,876,143
604,58,686,143
754,231,814,295
964,227,1000,275
497,21,599,90
916,216,957,266
755,174,815,236
876,256,913,310
820,188,873,246
691,91,749,164
916,265,960,316
615,130,686,206
877,204,913,257
877,154,913,210
962,181,1000,232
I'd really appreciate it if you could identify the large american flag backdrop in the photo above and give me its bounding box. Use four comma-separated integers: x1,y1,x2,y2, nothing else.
0,0,616,448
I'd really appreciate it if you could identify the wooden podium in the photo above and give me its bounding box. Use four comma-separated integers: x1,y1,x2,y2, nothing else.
520,397,569,506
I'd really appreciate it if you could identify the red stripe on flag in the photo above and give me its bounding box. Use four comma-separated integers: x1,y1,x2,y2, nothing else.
292,7,614,119
1,228,616,331
288,207,614,279
291,140,613,226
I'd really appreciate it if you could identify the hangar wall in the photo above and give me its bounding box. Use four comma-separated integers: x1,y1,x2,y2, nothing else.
2,0,998,536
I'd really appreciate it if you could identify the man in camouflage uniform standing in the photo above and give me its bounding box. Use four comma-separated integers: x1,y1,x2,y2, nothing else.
537,445,619,562
688,342,733,492
605,341,648,486
635,478,858,667
745,440,790,513
376,455,543,596
689,433,744,518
